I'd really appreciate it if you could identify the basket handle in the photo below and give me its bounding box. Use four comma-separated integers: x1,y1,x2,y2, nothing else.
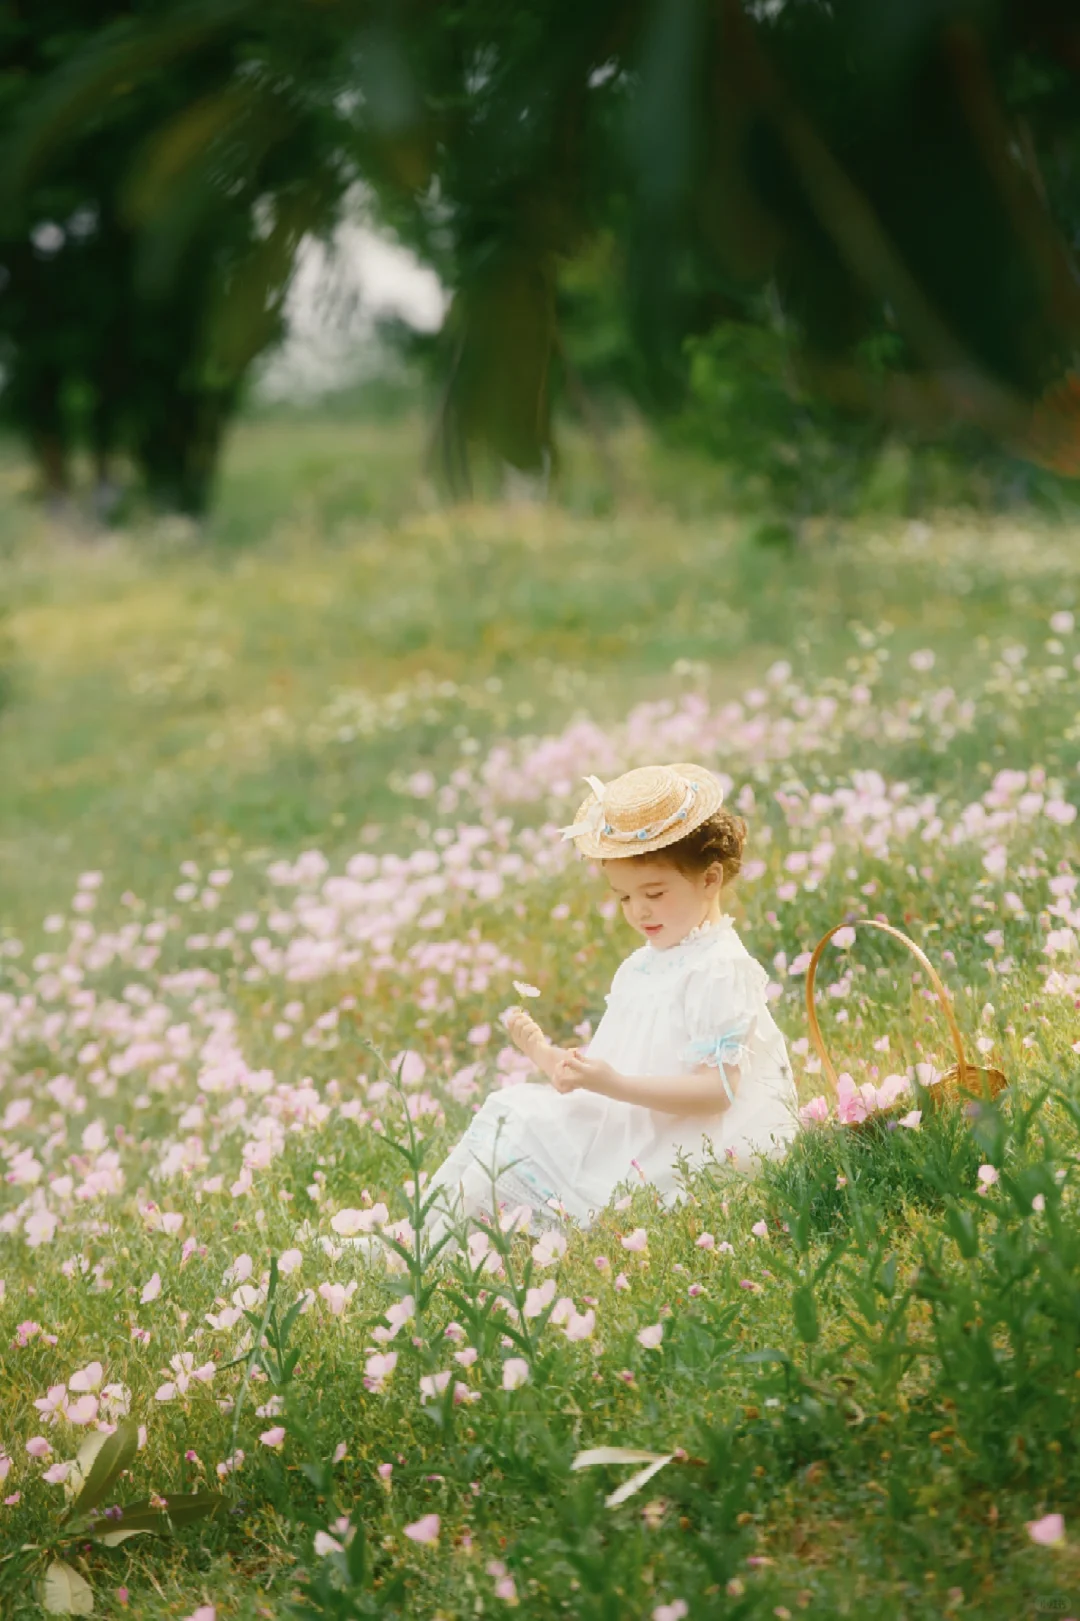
805,918,971,1097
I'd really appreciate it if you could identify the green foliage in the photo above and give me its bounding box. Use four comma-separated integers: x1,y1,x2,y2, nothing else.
7,1,1080,508
62,1422,139,1528
0,1,346,513
912,1089,1080,1488
671,317,1073,525
676,318,890,523
288,1520,407,1621
0,1419,225,1615
764,1090,989,1239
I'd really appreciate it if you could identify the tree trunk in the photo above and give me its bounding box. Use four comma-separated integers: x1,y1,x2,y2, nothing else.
135,387,231,517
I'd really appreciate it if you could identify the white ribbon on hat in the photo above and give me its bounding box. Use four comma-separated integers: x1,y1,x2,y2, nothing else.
558,773,700,845
558,775,609,842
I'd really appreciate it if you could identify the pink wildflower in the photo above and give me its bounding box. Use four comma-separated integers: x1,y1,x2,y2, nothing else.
502,1358,529,1391
1026,1513,1065,1546
404,1513,440,1544
564,1308,595,1342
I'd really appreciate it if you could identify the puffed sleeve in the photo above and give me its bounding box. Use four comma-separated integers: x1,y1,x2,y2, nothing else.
678,954,771,1073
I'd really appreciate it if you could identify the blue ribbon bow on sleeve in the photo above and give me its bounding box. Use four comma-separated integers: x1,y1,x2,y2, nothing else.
683,1014,757,1105
684,1030,747,1068
684,1011,756,1067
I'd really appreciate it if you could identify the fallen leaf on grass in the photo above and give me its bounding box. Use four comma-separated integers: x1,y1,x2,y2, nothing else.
571,1446,676,1508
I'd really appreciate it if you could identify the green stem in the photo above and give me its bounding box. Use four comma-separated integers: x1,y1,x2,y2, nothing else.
228,1263,279,1465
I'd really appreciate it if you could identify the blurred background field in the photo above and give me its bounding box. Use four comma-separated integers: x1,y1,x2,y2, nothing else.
3,400,1079,942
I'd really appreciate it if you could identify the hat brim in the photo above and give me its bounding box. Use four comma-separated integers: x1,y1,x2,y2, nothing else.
568,762,725,860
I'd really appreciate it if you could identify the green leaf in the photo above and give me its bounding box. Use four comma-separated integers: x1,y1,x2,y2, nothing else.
63,1419,138,1525
943,1203,980,1260
419,1183,456,1223
70,1495,149,1539
493,1323,532,1357
813,1235,852,1285
346,1518,368,1587
90,1528,157,1548
161,1490,225,1528
279,1296,305,1344
380,1571,408,1604
82,1491,223,1543
738,1347,791,1368
64,1430,111,1504
376,1233,414,1267
120,83,262,226
380,1136,414,1166
301,1461,331,1494
3,0,251,199
41,1559,94,1615
793,1284,820,1344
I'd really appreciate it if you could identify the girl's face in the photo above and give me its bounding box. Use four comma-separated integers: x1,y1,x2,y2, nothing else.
603,857,723,950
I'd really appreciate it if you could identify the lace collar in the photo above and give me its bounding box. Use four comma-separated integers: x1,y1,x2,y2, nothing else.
627,914,733,973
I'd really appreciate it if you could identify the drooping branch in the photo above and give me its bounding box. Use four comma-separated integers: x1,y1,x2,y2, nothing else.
717,0,1035,451
942,22,1080,351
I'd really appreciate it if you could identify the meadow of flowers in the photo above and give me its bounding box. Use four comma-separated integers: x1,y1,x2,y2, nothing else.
2,462,1080,1619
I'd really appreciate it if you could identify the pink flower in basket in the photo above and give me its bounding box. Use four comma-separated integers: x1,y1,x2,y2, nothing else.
875,1073,912,1110
835,1071,912,1125
799,1095,831,1128
836,1074,869,1125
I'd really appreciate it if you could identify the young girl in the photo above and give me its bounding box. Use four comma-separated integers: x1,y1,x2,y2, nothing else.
412,762,801,1254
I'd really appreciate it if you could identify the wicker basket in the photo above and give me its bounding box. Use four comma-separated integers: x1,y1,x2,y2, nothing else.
805,918,1008,1132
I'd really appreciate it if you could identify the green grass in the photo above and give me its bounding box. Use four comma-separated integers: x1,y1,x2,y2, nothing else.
1,414,1079,1619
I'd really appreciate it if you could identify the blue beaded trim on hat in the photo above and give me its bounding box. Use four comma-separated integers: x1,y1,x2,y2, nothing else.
602,786,697,842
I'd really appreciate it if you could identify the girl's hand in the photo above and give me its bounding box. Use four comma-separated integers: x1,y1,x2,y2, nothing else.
503,1006,550,1063
551,1049,623,1099
502,1006,566,1080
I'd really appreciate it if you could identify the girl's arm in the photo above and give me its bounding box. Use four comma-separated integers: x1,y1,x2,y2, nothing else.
529,1038,569,1082
552,1050,738,1117
606,1066,738,1115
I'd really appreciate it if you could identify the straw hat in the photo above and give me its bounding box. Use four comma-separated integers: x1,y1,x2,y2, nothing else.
558,763,724,860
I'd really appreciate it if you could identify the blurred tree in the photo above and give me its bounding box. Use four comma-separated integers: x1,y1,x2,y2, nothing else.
4,0,1080,507
0,1,352,513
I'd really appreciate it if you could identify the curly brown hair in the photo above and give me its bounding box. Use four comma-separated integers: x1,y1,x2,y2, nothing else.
616,809,748,887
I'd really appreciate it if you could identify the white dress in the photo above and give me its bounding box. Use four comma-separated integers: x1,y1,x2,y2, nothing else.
424,916,800,1236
